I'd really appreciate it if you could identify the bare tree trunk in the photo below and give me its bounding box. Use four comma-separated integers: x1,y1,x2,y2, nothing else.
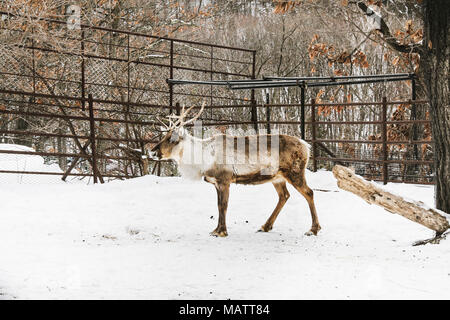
422,0,450,213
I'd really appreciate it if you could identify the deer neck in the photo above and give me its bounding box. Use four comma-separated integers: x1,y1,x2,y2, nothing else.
174,133,211,180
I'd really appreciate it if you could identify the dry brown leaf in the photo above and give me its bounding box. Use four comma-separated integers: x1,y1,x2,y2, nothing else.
392,56,400,66
316,89,325,101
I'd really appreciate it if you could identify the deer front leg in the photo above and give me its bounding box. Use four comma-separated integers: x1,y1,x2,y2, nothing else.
210,182,230,237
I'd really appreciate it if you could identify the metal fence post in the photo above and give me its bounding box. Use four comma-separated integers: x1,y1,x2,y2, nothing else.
81,27,86,111
88,94,98,183
31,27,36,96
300,81,306,140
311,98,317,172
251,50,258,133
169,40,174,114
266,92,271,134
251,102,258,132
210,46,213,111
410,73,419,166
382,96,388,185
156,161,161,177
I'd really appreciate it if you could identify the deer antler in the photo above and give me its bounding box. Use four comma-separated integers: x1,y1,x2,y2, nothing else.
154,116,170,132
180,101,206,126
167,101,206,129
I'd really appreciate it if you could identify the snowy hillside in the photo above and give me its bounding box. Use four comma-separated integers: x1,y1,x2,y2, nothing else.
0,167,449,299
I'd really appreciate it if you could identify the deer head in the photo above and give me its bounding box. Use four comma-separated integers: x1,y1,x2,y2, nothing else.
148,102,205,161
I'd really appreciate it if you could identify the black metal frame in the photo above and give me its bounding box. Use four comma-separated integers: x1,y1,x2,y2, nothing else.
166,73,416,140
166,73,414,89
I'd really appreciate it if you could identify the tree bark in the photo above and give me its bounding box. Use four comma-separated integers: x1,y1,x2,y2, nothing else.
333,165,450,234
356,1,449,213
422,0,450,213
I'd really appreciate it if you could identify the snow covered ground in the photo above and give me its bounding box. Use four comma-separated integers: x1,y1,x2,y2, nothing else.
0,144,65,184
0,145,449,299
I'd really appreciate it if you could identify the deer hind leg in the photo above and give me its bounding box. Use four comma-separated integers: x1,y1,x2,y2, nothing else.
259,181,290,232
285,172,321,236
210,182,230,237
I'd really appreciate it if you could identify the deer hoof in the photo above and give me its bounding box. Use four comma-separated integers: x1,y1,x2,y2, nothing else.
305,226,321,236
210,230,228,237
258,225,272,232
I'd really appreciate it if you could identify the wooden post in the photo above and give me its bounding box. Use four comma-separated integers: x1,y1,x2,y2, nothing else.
265,92,271,134
382,97,388,185
311,98,317,172
176,102,181,116
88,94,98,184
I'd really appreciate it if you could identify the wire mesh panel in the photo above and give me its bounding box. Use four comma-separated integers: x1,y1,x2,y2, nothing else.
0,12,434,185
0,13,255,183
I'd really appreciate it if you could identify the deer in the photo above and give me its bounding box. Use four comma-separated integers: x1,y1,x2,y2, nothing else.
148,103,321,238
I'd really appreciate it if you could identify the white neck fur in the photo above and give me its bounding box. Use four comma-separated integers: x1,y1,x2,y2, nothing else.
172,132,214,180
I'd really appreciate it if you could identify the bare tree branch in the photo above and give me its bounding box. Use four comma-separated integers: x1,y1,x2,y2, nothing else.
356,1,422,54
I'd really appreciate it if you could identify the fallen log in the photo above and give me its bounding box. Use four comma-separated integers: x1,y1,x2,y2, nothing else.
332,165,450,235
